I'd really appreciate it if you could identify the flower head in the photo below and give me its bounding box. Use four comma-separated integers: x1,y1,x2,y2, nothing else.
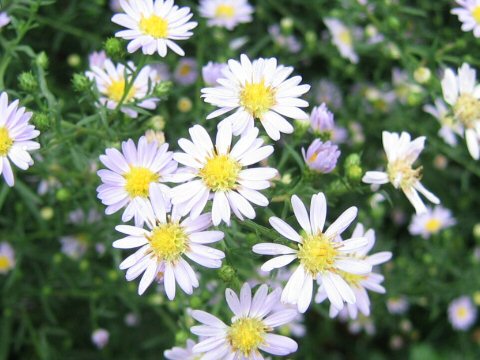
302,139,340,173
171,123,276,225
173,58,198,85
315,79,343,110
202,61,228,86
0,12,11,29
253,192,372,313
201,54,310,141
112,0,197,56
324,18,359,64
60,235,89,260
199,0,254,30
362,131,440,214
0,242,15,274
88,50,107,69
448,296,477,331
386,296,409,315
91,328,109,349
423,98,463,146
452,0,480,38
409,206,456,239
0,92,40,187
147,63,170,84
164,339,200,360
191,283,298,358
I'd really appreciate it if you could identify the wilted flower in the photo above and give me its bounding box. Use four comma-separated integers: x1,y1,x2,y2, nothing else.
448,296,477,331
302,140,340,173
408,206,456,239
173,58,198,85
202,61,227,86
91,328,109,349
0,242,15,274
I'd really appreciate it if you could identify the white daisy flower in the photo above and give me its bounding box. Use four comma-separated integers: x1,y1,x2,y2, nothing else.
91,59,158,118
0,242,15,274
171,123,276,226
252,192,372,313
97,136,177,225
452,1,480,37
423,98,463,146
191,283,298,359
324,18,359,64
114,185,225,297
362,131,440,214
201,54,310,141
441,63,480,159
0,92,41,187
112,0,197,56
164,339,200,360
199,0,254,30
315,223,392,319
448,296,477,331
408,206,456,239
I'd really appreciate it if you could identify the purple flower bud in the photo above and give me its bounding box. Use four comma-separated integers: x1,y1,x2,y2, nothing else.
310,103,334,132
302,139,340,173
202,61,228,86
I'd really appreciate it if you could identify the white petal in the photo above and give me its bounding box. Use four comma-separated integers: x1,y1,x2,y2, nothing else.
269,217,302,243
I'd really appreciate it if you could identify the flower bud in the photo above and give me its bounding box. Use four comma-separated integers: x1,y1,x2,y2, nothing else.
219,264,236,283
36,51,49,69
32,112,51,131
413,67,431,84
18,71,38,92
67,54,81,68
104,37,125,60
153,81,172,98
72,73,91,92
177,97,192,113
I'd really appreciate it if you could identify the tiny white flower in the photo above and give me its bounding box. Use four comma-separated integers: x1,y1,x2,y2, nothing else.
448,296,477,331
324,18,359,64
191,283,298,359
97,136,177,225
112,0,197,56
171,123,276,226
452,0,480,37
362,131,440,214
0,92,41,187
199,0,254,30
201,54,310,141
113,185,225,297
409,206,456,239
91,328,109,349
164,339,199,360
441,63,480,159
423,98,463,146
0,242,15,274
253,192,372,313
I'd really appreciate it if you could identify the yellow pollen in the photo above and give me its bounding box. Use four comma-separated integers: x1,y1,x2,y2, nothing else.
228,318,266,356
297,233,338,275
472,6,480,23
339,271,366,288
425,218,442,233
215,4,235,19
179,65,191,76
0,127,13,156
339,29,352,46
199,154,241,191
124,167,159,198
148,222,187,262
0,255,11,271
387,159,422,190
240,81,276,119
106,78,136,103
139,15,168,38
453,93,480,128
456,306,468,319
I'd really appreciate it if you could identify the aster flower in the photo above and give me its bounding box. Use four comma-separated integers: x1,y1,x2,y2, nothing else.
452,1,480,38
309,103,347,143
392,68,423,105
202,61,228,86
201,54,310,141
315,223,392,319
386,296,409,315
91,329,109,349
0,12,11,29
110,0,122,12
441,63,480,159
448,296,477,331
165,339,200,360
114,185,225,297
423,98,463,146
146,63,170,84
408,206,456,239
60,235,89,260
302,140,340,173
324,18,359,64
90,59,159,118
191,283,298,359
0,242,15,274
315,79,343,110
97,136,177,225
362,131,440,214
88,50,107,68
253,192,371,313
0,92,41,187
112,0,197,56
171,123,276,226
268,25,302,54
199,0,253,30
173,58,198,85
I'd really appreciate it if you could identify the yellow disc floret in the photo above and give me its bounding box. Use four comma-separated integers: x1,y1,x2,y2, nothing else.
199,154,241,191
339,270,366,288
228,318,266,356
240,81,276,119
124,167,159,198
387,160,422,190
139,15,169,38
0,255,12,272
0,127,13,156
215,4,235,19
297,233,338,275
424,218,442,233
472,6,480,24
453,93,480,128
106,78,136,103
148,222,187,262
339,29,352,46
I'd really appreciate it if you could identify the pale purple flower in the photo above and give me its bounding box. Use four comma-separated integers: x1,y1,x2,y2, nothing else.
387,296,409,315
174,58,198,85
109,0,122,12
302,139,340,173
408,206,456,239
88,51,107,69
0,12,11,29
59,235,88,260
309,103,347,143
147,63,171,84
202,61,227,86
268,25,302,53
91,328,109,349
448,296,477,331
0,242,15,274
315,79,343,109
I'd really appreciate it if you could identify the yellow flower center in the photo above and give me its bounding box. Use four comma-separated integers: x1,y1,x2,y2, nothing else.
139,15,168,38
387,160,422,190
297,233,338,275
179,64,191,76
472,6,480,23
456,306,468,319
338,29,352,46
239,81,276,119
228,318,266,356
215,4,235,19
124,167,159,198
148,222,187,262
424,218,442,233
199,154,241,191
0,127,13,156
0,255,11,272
453,93,480,128
106,78,136,103
339,271,366,288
